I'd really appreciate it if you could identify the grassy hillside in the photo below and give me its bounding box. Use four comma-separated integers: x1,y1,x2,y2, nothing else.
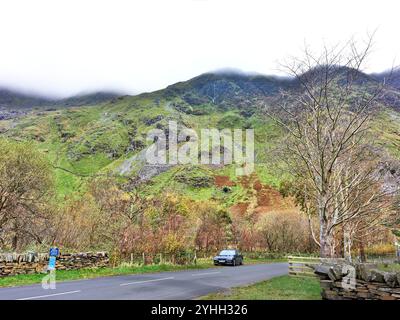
1,71,400,214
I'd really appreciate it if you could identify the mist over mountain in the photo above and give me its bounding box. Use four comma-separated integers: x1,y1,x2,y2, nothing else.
0,88,121,109
57,92,121,107
1,67,399,112
0,88,52,109
372,68,400,90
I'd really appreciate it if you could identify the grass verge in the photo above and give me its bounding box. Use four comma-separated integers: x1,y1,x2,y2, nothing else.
377,262,400,272
201,275,321,300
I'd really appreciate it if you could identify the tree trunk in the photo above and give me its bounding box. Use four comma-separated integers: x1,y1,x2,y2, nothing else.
343,225,352,263
358,240,366,262
11,234,18,251
319,219,332,258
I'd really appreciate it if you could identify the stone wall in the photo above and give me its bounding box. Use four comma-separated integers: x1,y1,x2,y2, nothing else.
0,252,109,277
314,262,400,300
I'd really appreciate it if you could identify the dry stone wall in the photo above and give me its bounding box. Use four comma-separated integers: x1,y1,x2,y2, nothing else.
314,262,400,300
0,252,109,277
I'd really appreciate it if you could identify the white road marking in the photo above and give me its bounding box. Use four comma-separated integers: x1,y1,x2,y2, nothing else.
120,276,174,286
191,271,221,277
17,290,81,300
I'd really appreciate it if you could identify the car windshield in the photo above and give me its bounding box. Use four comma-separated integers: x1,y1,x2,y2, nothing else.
219,250,236,256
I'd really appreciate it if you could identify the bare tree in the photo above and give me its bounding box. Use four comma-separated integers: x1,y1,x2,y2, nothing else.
334,145,394,260
266,36,394,258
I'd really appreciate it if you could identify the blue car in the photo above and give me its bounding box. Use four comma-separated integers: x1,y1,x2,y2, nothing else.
213,249,243,266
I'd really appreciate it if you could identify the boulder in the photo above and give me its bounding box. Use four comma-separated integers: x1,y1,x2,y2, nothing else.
384,272,398,288
356,264,372,281
328,265,345,281
370,269,386,283
313,264,331,277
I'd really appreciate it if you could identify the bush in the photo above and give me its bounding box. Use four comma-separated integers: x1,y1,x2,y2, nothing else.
255,210,317,254
362,243,396,257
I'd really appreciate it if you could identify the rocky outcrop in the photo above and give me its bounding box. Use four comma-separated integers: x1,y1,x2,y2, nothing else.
175,169,213,188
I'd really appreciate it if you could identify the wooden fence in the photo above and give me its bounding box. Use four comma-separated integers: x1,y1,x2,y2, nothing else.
288,256,321,278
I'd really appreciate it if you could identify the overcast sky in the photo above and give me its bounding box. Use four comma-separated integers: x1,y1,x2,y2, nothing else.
0,0,399,98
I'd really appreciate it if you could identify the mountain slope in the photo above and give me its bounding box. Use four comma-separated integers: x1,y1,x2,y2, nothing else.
0,88,120,109
1,70,400,212
0,88,51,109
373,69,400,90
162,72,294,109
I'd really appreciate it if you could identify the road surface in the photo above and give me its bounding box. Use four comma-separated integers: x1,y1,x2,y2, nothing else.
0,263,288,300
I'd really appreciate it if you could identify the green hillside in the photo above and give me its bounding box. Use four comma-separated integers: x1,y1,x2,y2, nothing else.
1,71,400,207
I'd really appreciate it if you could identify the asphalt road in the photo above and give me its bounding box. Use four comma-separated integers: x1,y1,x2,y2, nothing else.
0,263,288,300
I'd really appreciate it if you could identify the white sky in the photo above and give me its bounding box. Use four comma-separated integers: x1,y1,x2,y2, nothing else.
0,0,399,98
